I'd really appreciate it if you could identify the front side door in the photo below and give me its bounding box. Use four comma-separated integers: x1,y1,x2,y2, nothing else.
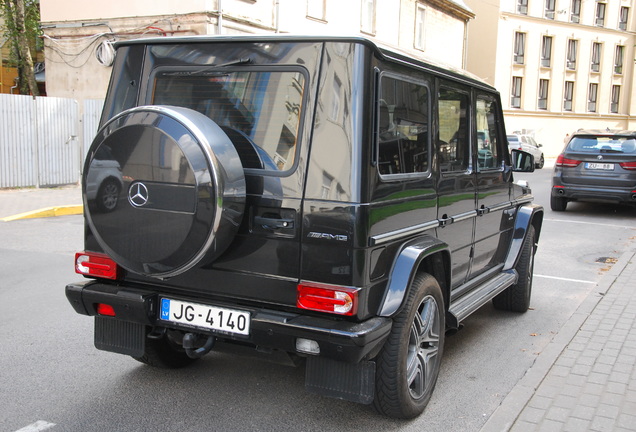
470,93,512,278
436,84,476,289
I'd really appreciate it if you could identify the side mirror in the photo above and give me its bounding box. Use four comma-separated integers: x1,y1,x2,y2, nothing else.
511,149,535,172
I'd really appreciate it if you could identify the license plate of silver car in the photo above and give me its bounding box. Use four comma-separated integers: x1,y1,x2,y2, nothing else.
585,162,614,170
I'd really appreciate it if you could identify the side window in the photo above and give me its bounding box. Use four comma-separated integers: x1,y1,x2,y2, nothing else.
476,96,501,170
377,76,430,176
438,88,470,172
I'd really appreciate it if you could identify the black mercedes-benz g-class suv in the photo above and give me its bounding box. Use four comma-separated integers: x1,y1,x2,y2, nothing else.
66,35,543,419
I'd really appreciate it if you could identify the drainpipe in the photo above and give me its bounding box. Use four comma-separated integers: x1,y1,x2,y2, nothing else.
218,0,223,35
10,77,19,94
275,0,280,33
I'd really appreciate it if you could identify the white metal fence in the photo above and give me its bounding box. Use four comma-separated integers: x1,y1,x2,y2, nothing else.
0,94,104,188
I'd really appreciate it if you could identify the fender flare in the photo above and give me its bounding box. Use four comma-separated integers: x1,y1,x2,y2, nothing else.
503,203,544,271
378,236,450,317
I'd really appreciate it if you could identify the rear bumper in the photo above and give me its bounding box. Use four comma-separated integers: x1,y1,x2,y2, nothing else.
66,280,391,363
551,183,636,203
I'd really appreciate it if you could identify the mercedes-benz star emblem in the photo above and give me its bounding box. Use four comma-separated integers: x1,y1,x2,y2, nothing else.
128,182,149,207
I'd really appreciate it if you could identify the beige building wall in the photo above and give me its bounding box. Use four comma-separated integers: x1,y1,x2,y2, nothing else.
40,0,473,102
466,0,636,157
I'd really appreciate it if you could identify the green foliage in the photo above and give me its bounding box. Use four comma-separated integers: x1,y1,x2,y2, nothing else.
1,0,41,94
1,0,41,60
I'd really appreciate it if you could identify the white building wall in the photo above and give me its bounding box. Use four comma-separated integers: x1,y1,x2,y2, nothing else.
467,0,636,157
40,1,472,102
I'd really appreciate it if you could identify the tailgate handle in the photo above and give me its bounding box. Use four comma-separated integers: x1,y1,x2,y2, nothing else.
254,215,295,230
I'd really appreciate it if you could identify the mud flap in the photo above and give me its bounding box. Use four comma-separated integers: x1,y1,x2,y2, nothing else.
94,317,145,357
305,357,375,404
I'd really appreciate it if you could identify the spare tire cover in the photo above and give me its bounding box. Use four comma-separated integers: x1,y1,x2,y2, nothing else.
84,106,246,278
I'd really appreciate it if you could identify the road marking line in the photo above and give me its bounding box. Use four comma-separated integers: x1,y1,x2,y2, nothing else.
14,421,56,432
535,274,596,284
545,218,636,230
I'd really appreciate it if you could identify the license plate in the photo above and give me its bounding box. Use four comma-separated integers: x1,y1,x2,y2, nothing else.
159,298,250,336
585,162,615,170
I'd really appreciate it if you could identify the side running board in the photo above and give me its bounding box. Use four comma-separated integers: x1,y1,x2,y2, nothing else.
448,270,518,328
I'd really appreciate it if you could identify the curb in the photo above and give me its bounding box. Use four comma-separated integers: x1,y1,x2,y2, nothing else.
480,249,636,432
1,205,84,222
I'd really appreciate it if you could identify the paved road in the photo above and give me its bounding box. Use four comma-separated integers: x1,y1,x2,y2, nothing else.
1,166,635,431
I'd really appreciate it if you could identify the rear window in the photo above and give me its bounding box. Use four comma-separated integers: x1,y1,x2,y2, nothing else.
567,136,636,154
151,68,306,172
507,135,519,143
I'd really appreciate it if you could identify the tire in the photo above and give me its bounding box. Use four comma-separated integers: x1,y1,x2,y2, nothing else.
374,273,445,419
493,225,535,312
536,154,545,169
550,194,568,211
133,331,198,369
96,178,120,212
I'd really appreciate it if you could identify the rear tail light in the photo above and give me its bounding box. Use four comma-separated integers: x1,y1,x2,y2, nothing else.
619,161,636,170
297,282,359,316
75,251,120,280
95,303,116,316
555,155,581,168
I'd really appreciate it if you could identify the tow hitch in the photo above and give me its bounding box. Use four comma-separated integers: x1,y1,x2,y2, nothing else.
183,333,216,359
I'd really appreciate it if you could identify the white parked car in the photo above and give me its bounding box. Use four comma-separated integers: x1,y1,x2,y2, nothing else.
85,145,123,212
507,134,545,168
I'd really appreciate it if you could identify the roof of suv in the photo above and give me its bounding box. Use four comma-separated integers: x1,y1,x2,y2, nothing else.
114,34,495,93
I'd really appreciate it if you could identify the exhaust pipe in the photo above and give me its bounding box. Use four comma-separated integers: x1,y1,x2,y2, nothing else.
557,189,565,195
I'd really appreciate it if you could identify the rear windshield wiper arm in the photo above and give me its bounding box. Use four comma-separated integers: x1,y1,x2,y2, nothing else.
189,58,252,75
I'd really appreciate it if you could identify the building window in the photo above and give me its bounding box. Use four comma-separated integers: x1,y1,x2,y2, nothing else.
591,42,602,72
541,36,553,67
619,7,629,30
545,0,556,19
588,83,598,112
571,0,581,23
615,45,625,74
307,0,326,21
415,4,426,50
538,79,549,110
611,85,621,113
563,81,574,111
566,39,577,70
511,77,523,108
513,32,526,64
517,0,528,15
330,76,342,121
595,1,606,27
360,0,376,34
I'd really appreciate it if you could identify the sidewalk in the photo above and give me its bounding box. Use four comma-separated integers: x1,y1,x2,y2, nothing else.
0,185,82,221
482,250,636,432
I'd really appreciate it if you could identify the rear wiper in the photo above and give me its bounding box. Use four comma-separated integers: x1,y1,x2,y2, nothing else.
189,58,252,75
162,58,252,77
599,148,622,153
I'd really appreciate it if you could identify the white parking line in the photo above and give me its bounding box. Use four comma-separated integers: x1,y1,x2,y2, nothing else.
535,274,596,284
546,218,636,230
14,421,56,432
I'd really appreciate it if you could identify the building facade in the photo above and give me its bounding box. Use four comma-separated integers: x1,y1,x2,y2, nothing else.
466,0,636,156
40,0,474,101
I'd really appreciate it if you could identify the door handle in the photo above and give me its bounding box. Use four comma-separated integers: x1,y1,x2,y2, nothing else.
254,216,294,230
